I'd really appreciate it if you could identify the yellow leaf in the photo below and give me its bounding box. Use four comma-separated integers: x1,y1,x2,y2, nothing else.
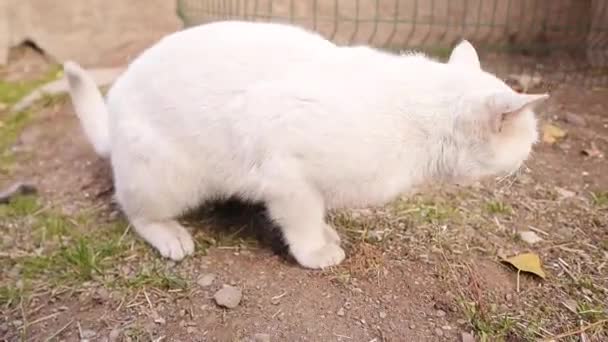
542,124,567,144
502,253,546,279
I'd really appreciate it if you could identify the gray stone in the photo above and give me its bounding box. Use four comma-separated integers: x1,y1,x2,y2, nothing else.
196,273,216,288
214,285,242,309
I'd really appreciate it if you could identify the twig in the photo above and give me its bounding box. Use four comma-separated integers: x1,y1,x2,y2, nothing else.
23,312,61,329
528,225,549,236
333,333,353,339
271,309,282,318
541,319,607,341
557,258,577,281
271,291,288,301
19,299,28,340
44,320,73,342
117,224,131,245
143,288,154,310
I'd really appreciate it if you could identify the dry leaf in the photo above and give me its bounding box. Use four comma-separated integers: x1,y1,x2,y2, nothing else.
542,124,567,144
502,253,546,279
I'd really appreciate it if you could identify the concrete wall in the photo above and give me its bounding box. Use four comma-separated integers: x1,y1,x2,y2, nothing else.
0,0,182,66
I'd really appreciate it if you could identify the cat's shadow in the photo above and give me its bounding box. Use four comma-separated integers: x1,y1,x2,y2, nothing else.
95,167,289,259
185,198,289,257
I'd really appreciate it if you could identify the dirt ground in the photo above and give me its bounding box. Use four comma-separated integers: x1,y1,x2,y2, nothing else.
0,47,607,342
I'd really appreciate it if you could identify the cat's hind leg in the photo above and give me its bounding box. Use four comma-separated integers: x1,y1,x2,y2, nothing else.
112,151,198,261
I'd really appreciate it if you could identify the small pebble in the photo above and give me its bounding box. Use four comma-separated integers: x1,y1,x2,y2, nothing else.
409,323,416,329
442,325,452,330
436,309,446,317
108,329,121,342
337,308,345,317
563,112,586,127
197,273,216,287
253,333,271,342
81,329,97,339
461,331,475,342
434,327,444,337
153,310,166,325
379,311,387,319
213,285,242,309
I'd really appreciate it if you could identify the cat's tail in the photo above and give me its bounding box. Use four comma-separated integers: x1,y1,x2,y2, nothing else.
63,61,111,158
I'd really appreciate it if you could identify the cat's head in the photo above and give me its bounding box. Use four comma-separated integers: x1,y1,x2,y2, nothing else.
446,40,549,182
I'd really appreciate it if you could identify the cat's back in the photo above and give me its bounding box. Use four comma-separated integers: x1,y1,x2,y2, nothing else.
106,21,335,119
115,20,334,86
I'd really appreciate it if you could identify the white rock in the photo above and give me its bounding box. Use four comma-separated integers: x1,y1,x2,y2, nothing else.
519,231,543,245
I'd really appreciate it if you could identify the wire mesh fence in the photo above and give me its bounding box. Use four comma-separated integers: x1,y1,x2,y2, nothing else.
177,0,608,89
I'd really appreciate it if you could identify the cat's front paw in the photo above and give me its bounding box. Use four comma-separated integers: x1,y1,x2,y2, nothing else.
156,229,195,261
292,243,346,269
323,224,341,244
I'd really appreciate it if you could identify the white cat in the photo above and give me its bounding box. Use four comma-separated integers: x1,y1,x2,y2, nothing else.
64,21,548,269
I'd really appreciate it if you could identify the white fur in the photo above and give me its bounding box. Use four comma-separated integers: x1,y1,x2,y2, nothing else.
64,21,548,269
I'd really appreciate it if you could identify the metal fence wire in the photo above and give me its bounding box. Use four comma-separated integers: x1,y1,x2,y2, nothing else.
177,0,608,89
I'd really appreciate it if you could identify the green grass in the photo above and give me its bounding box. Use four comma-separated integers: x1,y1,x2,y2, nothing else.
0,194,41,217
393,198,459,224
0,66,63,106
0,194,145,304
577,302,606,322
485,200,512,215
124,266,189,290
0,285,24,308
0,65,62,171
0,194,195,310
591,191,608,207
460,300,526,342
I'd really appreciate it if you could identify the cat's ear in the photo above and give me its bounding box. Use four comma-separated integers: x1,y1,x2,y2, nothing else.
487,92,549,132
448,40,481,69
